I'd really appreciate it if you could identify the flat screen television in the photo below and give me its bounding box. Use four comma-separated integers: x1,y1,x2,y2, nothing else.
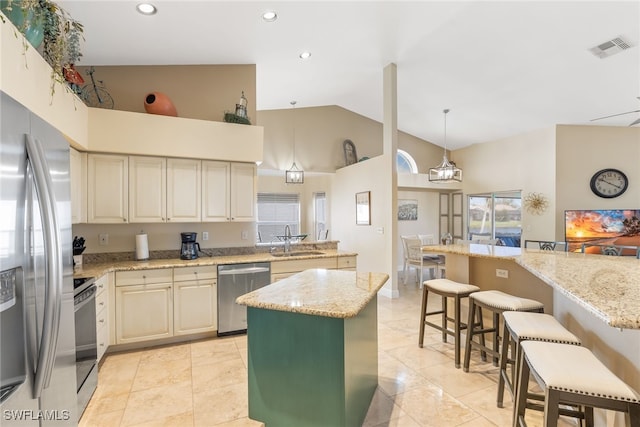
564,209,640,253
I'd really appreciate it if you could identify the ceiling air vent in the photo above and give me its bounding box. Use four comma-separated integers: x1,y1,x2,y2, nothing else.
589,36,633,59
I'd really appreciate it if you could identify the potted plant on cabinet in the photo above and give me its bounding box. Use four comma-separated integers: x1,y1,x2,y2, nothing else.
1,0,84,96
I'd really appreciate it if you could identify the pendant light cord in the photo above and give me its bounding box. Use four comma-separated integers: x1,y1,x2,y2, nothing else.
291,101,297,164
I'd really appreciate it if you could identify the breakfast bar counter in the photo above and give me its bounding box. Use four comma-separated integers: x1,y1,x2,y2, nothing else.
421,244,640,329
422,243,640,411
236,269,389,427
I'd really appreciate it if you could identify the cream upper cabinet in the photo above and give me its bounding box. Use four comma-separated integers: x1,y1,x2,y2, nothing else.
69,147,87,224
230,162,257,221
129,156,166,223
202,160,230,221
87,154,128,223
167,158,201,222
202,161,256,222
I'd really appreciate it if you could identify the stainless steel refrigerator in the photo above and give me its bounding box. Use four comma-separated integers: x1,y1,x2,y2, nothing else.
0,92,77,425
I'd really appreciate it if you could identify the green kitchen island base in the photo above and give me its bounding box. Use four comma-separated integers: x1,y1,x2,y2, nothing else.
237,269,389,427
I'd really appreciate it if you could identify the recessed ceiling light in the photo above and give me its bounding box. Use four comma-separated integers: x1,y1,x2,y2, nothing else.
136,3,157,15
262,11,277,22
299,51,312,60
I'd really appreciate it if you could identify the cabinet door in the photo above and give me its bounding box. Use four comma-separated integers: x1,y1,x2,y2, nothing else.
115,283,173,344
167,158,201,222
230,162,256,221
202,160,230,221
129,156,166,223
88,154,128,223
69,147,87,224
174,280,217,335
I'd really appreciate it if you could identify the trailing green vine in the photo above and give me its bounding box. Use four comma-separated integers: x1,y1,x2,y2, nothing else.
1,0,84,101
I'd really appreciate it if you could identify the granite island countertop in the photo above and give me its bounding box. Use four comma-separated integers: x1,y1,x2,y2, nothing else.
422,244,640,329
236,269,389,318
73,250,357,280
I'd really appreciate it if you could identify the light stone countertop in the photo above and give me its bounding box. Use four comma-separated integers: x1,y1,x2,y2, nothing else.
236,269,389,319
73,250,356,280
422,244,640,329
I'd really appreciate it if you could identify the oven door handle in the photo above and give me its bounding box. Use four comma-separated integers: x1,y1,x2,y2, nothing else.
26,134,63,398
75,286,97,312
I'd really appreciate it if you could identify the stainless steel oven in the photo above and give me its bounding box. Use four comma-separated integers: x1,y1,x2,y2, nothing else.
73,277,97,416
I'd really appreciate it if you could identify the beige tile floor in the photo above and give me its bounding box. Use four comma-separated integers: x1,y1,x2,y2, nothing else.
80,278,581,427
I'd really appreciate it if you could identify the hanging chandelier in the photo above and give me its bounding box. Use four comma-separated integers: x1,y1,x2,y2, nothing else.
428,108,462,183
285,101,304,184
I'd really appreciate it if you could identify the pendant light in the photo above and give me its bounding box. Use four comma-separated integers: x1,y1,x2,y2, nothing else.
285,101,304,184
428,108,462,183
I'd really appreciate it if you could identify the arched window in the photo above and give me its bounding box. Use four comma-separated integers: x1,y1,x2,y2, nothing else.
397,149,418,174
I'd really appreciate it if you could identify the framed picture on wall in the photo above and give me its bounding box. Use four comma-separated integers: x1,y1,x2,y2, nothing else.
398,199,418,221
356,191,371,225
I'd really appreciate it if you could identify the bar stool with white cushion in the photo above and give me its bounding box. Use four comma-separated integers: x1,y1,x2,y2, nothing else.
463,290,544,373
497,311,581,408
514,341,640,427
419,279,480,368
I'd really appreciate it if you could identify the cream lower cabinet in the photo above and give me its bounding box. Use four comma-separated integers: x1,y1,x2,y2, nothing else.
271,257,339,282
95,273,110,362
173,266,217,335
88,153,129,223
115,269,173,344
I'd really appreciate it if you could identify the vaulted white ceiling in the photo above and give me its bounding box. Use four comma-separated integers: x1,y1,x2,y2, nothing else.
58,1,640,150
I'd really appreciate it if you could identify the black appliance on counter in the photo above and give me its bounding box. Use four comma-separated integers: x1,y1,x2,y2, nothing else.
180,232,201,260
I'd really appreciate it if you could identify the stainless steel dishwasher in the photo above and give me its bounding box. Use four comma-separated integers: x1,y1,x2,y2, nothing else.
217,262,271,336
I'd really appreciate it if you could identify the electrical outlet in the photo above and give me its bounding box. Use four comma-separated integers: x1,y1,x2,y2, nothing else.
99,233,108,246
496,268,509,279
202,232,209,241
241,231,248,240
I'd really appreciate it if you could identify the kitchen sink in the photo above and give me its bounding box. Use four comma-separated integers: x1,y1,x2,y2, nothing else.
270,251,325,257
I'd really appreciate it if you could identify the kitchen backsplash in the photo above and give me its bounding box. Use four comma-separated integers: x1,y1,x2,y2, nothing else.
82,241,339,264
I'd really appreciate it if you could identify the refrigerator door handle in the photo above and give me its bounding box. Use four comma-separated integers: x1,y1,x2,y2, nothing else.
25,135,63,398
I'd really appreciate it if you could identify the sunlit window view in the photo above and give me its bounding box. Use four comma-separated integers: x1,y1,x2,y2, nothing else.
467,192,522,247
397,149,418,174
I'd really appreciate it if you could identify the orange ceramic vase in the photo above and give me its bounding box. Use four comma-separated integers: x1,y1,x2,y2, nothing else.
144,92,178,116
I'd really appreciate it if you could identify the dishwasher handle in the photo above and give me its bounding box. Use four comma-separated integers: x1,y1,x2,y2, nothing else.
218,266,270,276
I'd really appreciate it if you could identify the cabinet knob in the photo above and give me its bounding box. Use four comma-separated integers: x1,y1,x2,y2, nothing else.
99,302,105,306
99,319,105,323
100,343,105,347
123,218,126,222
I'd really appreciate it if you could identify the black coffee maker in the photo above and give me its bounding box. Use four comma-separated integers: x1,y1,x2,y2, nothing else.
180,232,201,260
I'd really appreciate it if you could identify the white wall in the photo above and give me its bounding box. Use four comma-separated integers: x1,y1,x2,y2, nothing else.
453,126,556,241
331,155,391,275
396,190,440,269
257,173,334,242
555,125,640,237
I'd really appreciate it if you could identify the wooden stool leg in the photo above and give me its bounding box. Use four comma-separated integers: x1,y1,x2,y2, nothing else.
492,311,500,366
477,306,487,361
418,286,428,348
441,295,448,343
453,295,461,368
463,298,475,373
628,404,640,427
585,406,594,427
543,389,560,427
497,319,511,407
513,350,530,427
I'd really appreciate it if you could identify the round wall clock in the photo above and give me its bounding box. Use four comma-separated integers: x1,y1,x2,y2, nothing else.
589,168,628,198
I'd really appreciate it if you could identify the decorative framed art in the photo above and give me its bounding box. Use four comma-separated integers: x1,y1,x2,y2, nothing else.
398,199,418,221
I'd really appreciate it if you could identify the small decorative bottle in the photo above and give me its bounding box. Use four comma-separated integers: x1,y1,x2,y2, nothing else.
235,91,248,118
441,232,452,245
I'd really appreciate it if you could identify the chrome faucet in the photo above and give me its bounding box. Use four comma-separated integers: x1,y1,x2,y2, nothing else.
284,225,292,253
